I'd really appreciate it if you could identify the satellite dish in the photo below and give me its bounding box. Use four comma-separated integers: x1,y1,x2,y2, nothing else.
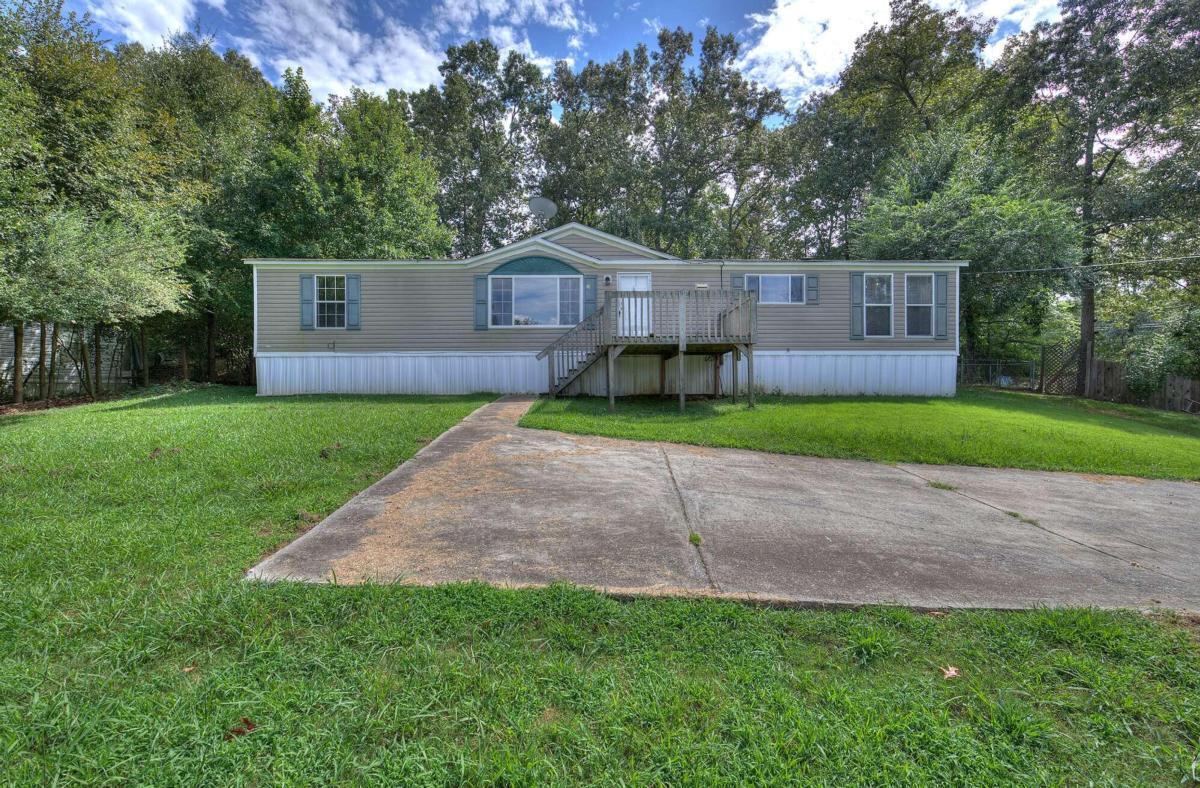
529,196,558,224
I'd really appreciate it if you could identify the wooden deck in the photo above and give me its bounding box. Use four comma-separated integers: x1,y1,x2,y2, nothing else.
537,289,758,411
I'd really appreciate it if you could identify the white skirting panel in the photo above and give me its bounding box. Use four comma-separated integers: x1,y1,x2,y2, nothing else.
256,352,545,395
256,350,958,397
722,351,958,397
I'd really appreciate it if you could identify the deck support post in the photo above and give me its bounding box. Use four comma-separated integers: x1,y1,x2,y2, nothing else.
678,351,686,413
659,354,667,398
712,354,721,398
746,345,755,409
547,352,556,398
678,296,687,413
731,348,739,404
606,346,616,412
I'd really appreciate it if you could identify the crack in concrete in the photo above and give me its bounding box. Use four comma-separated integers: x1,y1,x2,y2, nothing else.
895,465,1189,585
660,444,720,592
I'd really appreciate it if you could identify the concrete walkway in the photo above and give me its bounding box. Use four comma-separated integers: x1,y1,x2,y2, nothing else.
248,396,1200,611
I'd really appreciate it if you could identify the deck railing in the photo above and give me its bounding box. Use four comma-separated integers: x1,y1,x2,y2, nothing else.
537,290,757,395
604,289,756,348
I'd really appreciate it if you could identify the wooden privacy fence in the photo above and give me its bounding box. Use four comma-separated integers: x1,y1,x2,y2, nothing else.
1086,359,1200,413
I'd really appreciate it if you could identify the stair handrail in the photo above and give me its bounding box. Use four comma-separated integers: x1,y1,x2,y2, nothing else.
536,303,606,361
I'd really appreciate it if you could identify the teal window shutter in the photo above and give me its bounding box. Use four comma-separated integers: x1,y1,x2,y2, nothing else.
745,275,760,296
807,274,819,304
583,275,597,316
935,272,948,339
300,275,315,330
849,272,864,339
474,276,488,330
730,273,744,291
346,274,361,330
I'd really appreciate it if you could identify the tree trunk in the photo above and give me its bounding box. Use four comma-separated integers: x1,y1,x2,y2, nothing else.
38,321,47,400
180,341,190,382
1077,120,1098,396
206,310,217,382
93,324,103,397
12,322,24,404
139,325,150,387
47,322,59,400
79,328,93,398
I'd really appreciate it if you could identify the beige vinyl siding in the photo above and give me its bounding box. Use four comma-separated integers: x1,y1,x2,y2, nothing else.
255,262,958,354
733,266,957,351
549,230,658,260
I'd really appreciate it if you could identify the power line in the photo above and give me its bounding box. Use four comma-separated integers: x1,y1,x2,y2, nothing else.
964,255,1200,275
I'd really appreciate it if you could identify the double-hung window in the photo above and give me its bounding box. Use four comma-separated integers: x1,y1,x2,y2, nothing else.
490,275,583,327
863,273,893,338
905,274,934,337
316,274,347,328
746,274,805,304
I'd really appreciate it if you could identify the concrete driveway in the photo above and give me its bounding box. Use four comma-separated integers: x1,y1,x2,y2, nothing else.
248,396,1200,611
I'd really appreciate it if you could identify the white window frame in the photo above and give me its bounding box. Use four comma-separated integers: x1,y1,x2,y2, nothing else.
904,273,935,338
746,274,806,304
863,272,894,338
488,274,584,329
315,274,347,330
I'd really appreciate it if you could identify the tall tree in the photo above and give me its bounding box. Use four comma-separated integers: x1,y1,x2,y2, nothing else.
120,33,277,382
1000,0,1200,382
236,70,450,261
408,41,549,256
1,0,174,399
642,28,783,257
839,0,991,135
541,46,653,237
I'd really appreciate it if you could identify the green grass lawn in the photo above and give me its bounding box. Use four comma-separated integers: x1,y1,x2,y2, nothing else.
1,386,1198,783
521,388,1200,479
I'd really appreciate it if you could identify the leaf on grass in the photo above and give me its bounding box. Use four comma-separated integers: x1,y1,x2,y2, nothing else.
318,442,344,459
927,611,948,618
224,717,257,740
182,665,197,673
940,665,961,680
296,510,322,524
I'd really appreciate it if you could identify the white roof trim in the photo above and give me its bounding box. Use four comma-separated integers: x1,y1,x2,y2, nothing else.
245,257,969,269
541,222,677,260
459,236,603,269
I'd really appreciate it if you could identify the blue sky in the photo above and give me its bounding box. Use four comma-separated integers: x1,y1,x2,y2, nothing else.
73,0,1061,107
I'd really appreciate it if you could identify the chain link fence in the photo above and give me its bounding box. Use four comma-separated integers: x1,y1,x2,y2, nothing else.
957,359,1040,390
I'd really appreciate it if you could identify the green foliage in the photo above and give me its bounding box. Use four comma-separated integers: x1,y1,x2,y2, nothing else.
1,387,1197,782
408,40,547,256
237,72,450,261
522,390,1200,480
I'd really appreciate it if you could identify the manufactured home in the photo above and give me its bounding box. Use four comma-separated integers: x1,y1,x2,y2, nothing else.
249,223,965,400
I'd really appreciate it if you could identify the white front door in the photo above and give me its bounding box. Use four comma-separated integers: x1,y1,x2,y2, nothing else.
617,273,652,337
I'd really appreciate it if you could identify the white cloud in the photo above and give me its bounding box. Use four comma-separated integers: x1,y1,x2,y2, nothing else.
642,16,663,35
430,0,595,37
244,0,443,100
738,0,1062,107
567,33,583,50
737,0,891,105
86,0,221,47
488,24,570,74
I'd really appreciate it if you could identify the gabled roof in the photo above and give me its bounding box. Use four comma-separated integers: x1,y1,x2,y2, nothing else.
538,222,677,260
459,235,609,269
